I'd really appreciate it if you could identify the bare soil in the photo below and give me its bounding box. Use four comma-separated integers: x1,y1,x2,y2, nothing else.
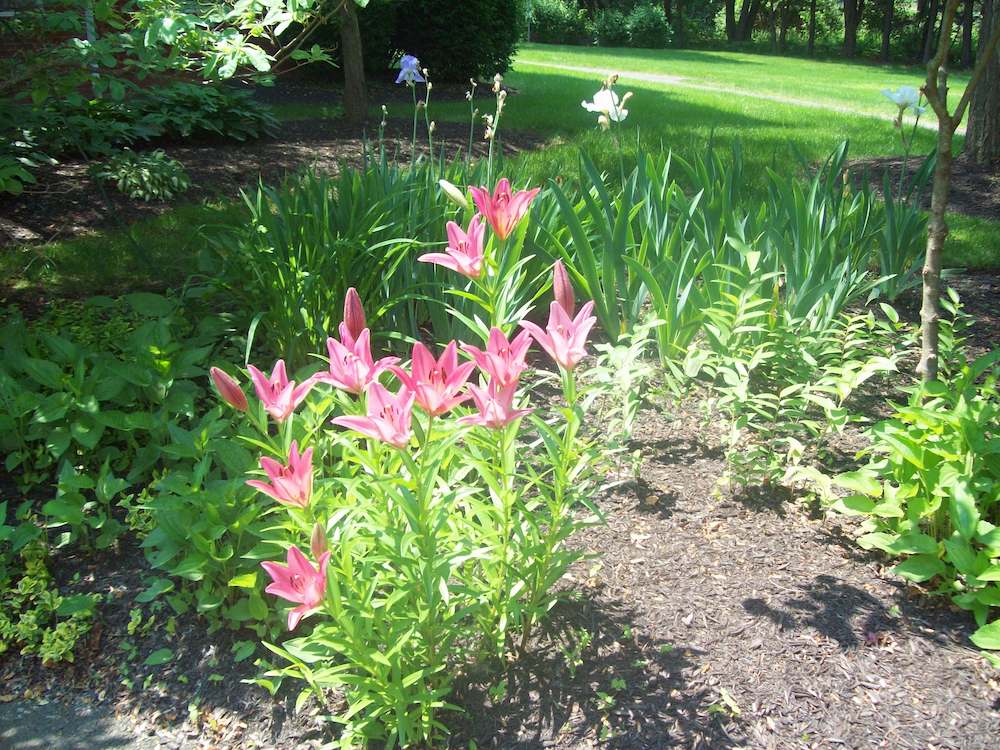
848,154,1000,222
0,117,545,246
3,371,999,749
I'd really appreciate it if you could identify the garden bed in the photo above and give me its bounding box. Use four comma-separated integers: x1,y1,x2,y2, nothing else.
0,118,546,246
2,379,998,750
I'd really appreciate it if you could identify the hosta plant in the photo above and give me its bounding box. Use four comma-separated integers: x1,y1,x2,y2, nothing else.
801,349,1000,654
92,149,191,202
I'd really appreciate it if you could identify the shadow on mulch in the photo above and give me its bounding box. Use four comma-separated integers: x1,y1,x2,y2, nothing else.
848,154,1000,222
451,594,742,749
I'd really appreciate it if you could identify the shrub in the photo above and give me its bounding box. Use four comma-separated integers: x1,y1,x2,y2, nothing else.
390,0,522,80
626,2,672,48
595,8,631,47
135,83,279,143
529,0,593,45
91,149,191,202
802,349,1000,653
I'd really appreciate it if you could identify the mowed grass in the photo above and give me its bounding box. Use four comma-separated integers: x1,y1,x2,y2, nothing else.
3,43,997,298
515,43,971,124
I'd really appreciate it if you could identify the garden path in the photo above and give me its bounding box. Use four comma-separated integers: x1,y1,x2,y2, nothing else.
516,60,966,134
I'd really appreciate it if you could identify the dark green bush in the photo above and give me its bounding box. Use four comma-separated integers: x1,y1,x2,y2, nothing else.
529,0,593,45
627,3,672,48
595,8,630,47
390,0,521,81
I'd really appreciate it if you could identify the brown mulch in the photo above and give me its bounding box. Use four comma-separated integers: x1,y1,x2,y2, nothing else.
3,372,1000,749
849,154,1000,221
0,117,546,246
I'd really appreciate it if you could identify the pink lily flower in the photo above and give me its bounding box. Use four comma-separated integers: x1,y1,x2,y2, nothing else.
246,441,314,509
461,328,532,388
247,360,315,422
210,366,248,412
418,215,485,279
520,300,597,372
316,329,399,395
332,382,415,449
460,379,532,429
390,341,476,417
469,178,541,241
261,546,330,631
552,260,576,316
342,287,367,345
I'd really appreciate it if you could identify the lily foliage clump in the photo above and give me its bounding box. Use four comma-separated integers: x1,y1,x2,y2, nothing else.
208,179,604,746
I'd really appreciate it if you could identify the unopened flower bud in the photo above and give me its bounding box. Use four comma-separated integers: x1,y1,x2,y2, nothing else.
552,260,575,316
427,81,433,92
439,179,471,210
429,121,436,134
492,73,503,93
416,100,425,110
422,68,429,78
484,127,494,140
210,367,248,412
621,91,633,106
310,522,327,559
343,287,366,341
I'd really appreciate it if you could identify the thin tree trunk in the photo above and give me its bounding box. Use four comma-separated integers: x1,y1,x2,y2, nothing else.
779,0,790,51
962,0,975,66
726,0,737,40
675,0,686,47
924,0,941,62
808,0,817,54
769,0,778,51
966,0,1000,162
845,0,860,57
918,0,1000,380
338,0,367,126
882,0,894,61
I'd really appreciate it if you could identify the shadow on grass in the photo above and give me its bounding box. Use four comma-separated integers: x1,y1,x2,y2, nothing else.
450,593,743,749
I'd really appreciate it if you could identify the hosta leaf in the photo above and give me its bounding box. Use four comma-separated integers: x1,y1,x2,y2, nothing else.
891,555,946,582
144,648,173,666
833,471,882,497
970,619,1000,650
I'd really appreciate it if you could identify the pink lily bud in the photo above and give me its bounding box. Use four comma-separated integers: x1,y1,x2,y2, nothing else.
552,260,575,317
210,367,249,412
343,288,366,344
310,522,327,559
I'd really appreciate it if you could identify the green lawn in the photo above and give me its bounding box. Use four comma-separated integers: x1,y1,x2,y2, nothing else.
3,43,997,298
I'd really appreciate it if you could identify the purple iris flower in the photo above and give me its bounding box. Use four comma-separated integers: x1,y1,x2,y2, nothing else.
395,54,425,84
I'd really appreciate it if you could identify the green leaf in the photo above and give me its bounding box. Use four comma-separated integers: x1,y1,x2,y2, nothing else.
891,555,946,582
833,471,882,497
56,594,97,617
136,577,175,603
970,619,1000,650
144,648,173,666
977,566,1000,582
228,572,258,589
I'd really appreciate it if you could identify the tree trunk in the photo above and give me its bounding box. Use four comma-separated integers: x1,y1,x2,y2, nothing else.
769,0,778,51
962,0,975,67
675,0,686,47
664,0,673,24
726,0,737,39
779,0,791,51
966,0,1000,163
923,0,941,62
882,0,894,61
845,0,860,57
338,0,367,126
727,0,762,41
808,0,817,54
919,122,953,382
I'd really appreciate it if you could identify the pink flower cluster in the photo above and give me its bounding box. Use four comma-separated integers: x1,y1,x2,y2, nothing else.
417,178,541,279
206,180,597,632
